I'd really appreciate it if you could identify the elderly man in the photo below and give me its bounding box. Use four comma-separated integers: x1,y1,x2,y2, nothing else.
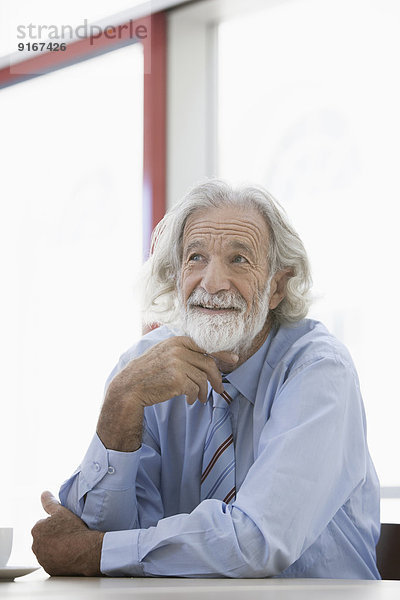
32,180,380,579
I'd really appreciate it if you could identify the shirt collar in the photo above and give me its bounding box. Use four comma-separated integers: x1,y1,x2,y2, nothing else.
222,329,275,404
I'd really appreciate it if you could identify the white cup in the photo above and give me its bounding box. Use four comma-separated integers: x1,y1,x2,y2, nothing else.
0,528,13,567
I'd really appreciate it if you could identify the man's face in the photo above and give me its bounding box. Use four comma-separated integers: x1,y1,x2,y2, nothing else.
178,205,274,355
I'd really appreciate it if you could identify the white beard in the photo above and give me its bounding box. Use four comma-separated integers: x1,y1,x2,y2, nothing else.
178,280,271,355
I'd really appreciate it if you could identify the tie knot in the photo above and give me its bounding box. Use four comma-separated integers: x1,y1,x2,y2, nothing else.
212,381,238,408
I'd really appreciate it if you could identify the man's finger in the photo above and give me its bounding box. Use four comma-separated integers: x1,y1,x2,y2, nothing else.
209,350,239,366
41,490,62,516
180,336,239,365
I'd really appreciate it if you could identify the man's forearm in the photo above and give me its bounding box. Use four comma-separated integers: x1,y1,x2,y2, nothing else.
97,381,144,452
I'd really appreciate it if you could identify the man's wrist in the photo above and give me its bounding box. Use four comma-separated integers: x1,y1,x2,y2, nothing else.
82,530,105,576
96,428,142,452
97,394,144,452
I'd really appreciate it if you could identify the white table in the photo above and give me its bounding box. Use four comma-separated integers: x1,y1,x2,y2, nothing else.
1,572,400,600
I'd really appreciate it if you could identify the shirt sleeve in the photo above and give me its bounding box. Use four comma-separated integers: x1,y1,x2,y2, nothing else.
99,354,369,578
59,423,164,532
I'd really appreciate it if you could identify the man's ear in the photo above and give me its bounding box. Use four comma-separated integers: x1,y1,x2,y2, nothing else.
268,268,293,310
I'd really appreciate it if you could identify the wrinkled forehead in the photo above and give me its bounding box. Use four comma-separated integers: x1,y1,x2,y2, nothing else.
182,205,270,256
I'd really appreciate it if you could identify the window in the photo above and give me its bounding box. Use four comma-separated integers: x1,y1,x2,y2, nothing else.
0,43,144,564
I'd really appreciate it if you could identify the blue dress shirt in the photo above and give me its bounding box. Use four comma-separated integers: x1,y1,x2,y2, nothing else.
60,319,381,579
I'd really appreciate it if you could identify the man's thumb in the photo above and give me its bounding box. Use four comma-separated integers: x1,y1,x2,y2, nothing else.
41,490,61,516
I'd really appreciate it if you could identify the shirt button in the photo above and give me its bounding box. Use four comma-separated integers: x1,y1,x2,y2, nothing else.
93,462,101,472
107,466,115,475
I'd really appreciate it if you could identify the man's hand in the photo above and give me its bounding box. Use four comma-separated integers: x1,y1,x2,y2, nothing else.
97,336,239,452
31,491,104,576
108,336,238,407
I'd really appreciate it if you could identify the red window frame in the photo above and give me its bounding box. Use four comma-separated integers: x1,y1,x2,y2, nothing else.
0,11,166,259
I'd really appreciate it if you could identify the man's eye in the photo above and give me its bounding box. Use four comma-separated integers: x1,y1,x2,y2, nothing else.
189,254,203,262
232,255,248,264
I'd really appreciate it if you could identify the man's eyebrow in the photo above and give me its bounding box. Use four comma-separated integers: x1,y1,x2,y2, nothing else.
228,240,256,258
183,239,257,259
183,240,206,256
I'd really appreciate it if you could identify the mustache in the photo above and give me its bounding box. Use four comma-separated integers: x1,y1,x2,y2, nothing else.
187,289,247,311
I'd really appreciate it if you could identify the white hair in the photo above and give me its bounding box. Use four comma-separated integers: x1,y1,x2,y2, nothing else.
141,179,312,327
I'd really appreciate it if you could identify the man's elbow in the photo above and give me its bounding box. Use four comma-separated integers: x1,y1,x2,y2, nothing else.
229,508,278,578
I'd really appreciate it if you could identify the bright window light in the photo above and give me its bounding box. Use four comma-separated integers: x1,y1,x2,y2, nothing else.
0,42,143,564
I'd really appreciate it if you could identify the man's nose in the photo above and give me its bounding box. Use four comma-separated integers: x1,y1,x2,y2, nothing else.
200,258,231,294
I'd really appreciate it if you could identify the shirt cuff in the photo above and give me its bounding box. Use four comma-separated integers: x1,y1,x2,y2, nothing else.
80,434,142,494
101,530,144,576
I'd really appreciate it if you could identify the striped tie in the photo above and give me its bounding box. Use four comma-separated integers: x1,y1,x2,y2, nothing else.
200,381,237,504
